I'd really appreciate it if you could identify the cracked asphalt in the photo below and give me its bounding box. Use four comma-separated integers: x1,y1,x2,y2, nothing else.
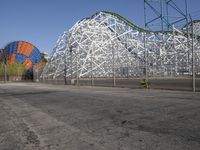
0,82,200,150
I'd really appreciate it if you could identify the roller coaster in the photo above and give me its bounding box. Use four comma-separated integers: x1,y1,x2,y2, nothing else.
40,11,200,80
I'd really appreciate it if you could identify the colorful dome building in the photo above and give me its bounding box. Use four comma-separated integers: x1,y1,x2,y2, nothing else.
4,41,43,79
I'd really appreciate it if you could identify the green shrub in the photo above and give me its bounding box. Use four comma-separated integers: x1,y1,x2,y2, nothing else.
140,79,150,89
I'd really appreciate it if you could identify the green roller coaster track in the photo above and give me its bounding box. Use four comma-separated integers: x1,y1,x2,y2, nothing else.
94,11,172,34
91,11,200,39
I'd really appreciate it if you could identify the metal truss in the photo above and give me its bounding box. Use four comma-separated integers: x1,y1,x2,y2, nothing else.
144,0,188,31
192,21,200,36
40,12,200,80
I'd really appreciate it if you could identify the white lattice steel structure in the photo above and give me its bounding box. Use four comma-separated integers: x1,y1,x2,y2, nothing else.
40,12,200,79
191,20,200,36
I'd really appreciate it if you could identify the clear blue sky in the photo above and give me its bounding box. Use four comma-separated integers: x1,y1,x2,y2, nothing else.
0,0,200,54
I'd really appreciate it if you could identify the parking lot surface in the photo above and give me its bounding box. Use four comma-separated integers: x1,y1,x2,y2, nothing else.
0,83,200,150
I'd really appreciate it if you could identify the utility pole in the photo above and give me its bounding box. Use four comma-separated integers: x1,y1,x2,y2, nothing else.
189,15,195,92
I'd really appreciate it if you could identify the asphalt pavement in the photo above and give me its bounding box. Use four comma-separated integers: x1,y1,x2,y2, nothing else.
0,82,200,150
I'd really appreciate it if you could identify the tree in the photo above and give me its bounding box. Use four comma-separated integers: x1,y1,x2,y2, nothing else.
0,62,26,77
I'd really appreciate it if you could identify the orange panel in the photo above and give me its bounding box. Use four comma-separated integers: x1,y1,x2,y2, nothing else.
17,41,23,53
9,54,16,64
24,58,33,69
17,42,34,57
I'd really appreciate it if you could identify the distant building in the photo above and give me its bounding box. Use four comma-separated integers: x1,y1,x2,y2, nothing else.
41,51,49,63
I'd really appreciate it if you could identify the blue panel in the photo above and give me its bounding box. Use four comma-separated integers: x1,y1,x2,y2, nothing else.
5,41,19,56
5,44,11,56
29,47,42,65
5,45,9,56
11,42,17,54
13,41,18,53
16,54,27,63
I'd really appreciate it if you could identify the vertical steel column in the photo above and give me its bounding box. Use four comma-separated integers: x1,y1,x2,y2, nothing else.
185,0,190,73
166,0,169,30
91,47,94,86
172,26,177,76
70,46,73,84
144,33,148,82
76,54,79,86
64,46,67,85
160,0,164,32
113,43,116,87
189,15,195,92
144,0,147,29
